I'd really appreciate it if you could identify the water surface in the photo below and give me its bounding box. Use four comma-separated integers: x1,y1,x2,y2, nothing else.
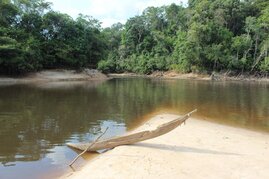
0,78,268,179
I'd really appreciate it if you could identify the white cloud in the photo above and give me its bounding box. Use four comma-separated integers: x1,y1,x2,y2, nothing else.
49,0,187,27
135,0,185,13
100,18,126,28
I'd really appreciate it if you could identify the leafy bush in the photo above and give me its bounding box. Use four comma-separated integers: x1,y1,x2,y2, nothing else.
170,60,191,73
97,59,115,73
260,57,269,73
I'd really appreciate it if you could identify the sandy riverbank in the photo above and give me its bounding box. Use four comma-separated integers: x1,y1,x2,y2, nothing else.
0,69,108,85
61,114,269,179
1,70,268,84
108,71,269,82
108,72,210,80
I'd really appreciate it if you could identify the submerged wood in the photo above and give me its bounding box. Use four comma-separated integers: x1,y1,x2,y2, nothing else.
67,109,197,152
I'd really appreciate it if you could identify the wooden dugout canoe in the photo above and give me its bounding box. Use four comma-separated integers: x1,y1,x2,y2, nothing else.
67,109,197,152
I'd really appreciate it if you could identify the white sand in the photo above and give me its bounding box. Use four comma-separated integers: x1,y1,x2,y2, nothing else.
62,114,269,179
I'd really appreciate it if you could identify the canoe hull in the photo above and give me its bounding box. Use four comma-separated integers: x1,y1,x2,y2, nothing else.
67,110,196,152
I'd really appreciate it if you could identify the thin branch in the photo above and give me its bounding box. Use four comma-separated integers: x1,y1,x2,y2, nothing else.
69,127,109,167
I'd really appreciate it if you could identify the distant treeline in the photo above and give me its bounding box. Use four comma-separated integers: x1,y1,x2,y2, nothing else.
99,0,269,75
0,0,105,74
0,0,269,75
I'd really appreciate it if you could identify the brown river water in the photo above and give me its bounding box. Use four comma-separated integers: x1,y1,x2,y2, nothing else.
0,78,268,179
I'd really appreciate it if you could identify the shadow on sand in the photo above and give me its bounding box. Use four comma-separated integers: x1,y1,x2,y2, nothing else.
133,143,241,156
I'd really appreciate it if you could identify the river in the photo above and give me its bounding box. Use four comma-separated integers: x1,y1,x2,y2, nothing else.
0,78,268,179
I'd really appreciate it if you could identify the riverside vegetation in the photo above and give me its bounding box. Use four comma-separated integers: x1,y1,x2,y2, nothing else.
0,0,269,76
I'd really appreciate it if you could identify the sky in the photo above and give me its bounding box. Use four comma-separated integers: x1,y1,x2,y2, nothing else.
48,0,187,27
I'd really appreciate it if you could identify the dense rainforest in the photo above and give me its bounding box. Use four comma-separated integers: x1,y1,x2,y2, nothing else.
0,0,269,75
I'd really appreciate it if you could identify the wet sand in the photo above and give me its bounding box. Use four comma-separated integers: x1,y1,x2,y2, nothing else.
61,114,269,179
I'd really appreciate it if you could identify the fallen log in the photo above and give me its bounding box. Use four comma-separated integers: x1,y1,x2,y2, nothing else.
67,109,197,152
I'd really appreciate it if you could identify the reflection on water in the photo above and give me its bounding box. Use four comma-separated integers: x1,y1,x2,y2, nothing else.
0,78,268,179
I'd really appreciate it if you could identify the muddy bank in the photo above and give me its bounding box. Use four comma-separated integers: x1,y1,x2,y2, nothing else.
107,71,210,80
1,70,268,84
61,114,269,179
108,71,269,82
0,69,108,85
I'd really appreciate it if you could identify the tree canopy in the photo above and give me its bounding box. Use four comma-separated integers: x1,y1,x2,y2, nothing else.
0,0,269,75
0,0,105,74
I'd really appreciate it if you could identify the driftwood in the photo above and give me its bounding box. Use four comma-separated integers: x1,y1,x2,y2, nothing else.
67,109,197,152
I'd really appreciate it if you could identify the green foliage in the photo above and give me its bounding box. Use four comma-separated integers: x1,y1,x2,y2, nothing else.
0,0,105,75
100,0,269,75
97,59,115,73
1,0,269,75
260,57,269,72
170,62,191,73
